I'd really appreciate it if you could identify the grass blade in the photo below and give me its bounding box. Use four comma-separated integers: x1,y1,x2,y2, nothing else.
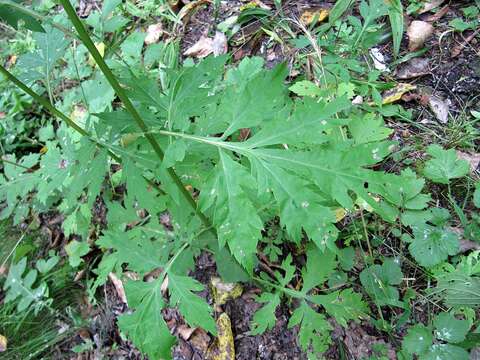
386,0,404,57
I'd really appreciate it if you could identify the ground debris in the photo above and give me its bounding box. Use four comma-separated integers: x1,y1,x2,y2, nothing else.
396,58,430,79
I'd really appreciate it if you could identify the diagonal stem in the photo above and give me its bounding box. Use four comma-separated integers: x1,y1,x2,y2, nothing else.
0,64,119,162
58,0,212,229
0,64,168,196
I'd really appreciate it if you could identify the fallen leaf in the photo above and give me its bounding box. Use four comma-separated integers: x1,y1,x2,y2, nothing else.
456,151,480,172
370,47,389,72
427,95,449,123
211,277,243,306
300,8,329,25
401,92,422,102
184,36,214,58
212,31,228,56
459,239,480,252
144,23,163,45
418,0,445,14
109,272,127,304
161,274,169,294
451,28,480,58
206,313,235,360
448,227,480,252
0,334,6,352
189,328,211,354
396,58,430,79
382,83,417,104
177,324,196,340
6,54,17,67
425,5,449,22
407,21,434,51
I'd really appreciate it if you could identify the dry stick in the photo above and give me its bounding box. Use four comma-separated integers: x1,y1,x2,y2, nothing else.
451,28,480,58
58,0,212,229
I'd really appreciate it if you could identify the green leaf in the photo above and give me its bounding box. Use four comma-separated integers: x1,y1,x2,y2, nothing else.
120,31,146,65
433,312,470,344
0,1,45,32
102,0,122,20
118,279,176,360
348,112,393,145
402,324,433,355
36,253,59,274
409,224,459,268
225,56,265,85
360,258,404,307
82,73,115,113
65,240,90,267
96,227,166,274
0,153,40,223
213,245,250,283
312,289,369,327
3,257,48,312
288,301,332,355
168,273,216,334
16,25,69,83
420,344,469,360
449,18,474,32
123,158,166,215
386,0,404,56
424,145,470,184
200,149,263,270
435,273,480,307
329,0,353,24
301,245,337,293
474,182,480,208
289,80,322,97
250,292,280,335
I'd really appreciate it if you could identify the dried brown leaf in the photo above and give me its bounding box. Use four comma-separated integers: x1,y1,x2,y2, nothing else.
396,58,430,79
425,5,449,22
418,0,445,14
184,36,214,58
177,324,196,340
109,272,127,304
456,151,480,172
300,8,329,25
428,95,449,123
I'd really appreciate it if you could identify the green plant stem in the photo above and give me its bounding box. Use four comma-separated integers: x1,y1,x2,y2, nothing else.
0,157,31,170
0,65,89,137
0,65,120,159
58,0,212,229
0,65,167,196
0,0,74,36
